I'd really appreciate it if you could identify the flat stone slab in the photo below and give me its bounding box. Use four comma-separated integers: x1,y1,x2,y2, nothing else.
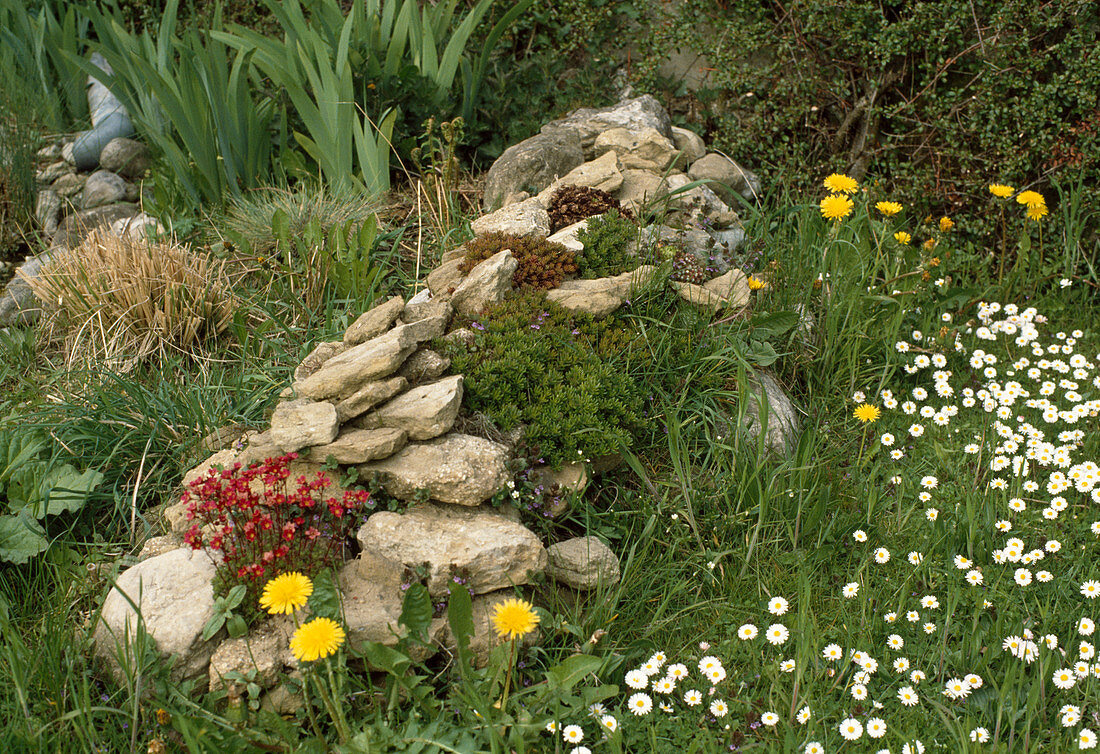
357,503,548,596
269,398,339,453
547,536,621,590
356,375,463,441
306,427,407,465
344,296,405,347
357,433,510,506
334,376,408,423
293,326,417,401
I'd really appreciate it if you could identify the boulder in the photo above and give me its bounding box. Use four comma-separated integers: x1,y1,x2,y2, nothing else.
546,219,588,252
338,551,408,649
546,265,657,318
343,296,405,347
615,169,670,213
425,258,466,298
536,151,623,202
81,170,127,210
355,375,463,441
209,615,296,694
138,534,183,562
109,212,163,242
470,197,551,239
334,375,408,423
51,172,86,198
542,95,673,157
306,427,408,465
688,153,761,204
740,371,800,456
357,433,510,506
357,503,548,596
391,313,450,344
704,269,751,308
98,137,151,180
482,129,585,212
671,126,706,165
666,173,739,228
0,252,53,326
547,536,621,590
397,349,451,384
53,203,139,249
94,548,218,684
450,250,517,318
593,127,678,171
36,161,71,184
293,326,417,401
293,341,347,382
269,398,339,453
35,190,62,238
402,297,452,326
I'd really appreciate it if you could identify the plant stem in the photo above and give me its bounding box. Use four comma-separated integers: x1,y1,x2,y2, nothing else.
499,637,517,711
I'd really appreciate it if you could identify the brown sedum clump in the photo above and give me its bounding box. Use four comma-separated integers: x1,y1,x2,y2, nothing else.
460,232,577,291
25,227,236,369
547,185,633,233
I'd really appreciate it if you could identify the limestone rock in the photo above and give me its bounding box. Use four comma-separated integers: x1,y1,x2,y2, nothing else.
357,433,510,507
293,341,347,383
356,375,463,441
440,245,468,264
666,173,739,228
51,172,86,198
138,534,183,562
35,190,62,237
357,503,547,596
708,227,747,254
546,219,588,252
344,296,404,347
53,203,139,249
688,153,761,204
269,398,339,453
293,326,417,402
37,161,72,184
704,269,751,308
94,548,218,684
209,616,295,694
402,297,452,327
338,551,407,649
398,349,450,384
0,252,52,326
482,129,585,212
334,375,408,422
671,126,706,165
82,170,127,210
536,151,623,203
426,258,465,298
542,95,673,156
546,265,657,318
306,427,407,465
671,281,728,312
615,169,670,213
442,328,475,350
109,212,163,241
450,250,517,318
98,137,151,180
391,313,449,344
470,196,550,239
593,127,678,171
529,462,588,493
547,536,621,590
741,371,800,456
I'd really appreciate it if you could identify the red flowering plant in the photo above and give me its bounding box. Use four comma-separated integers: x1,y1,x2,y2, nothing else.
181,452,371,613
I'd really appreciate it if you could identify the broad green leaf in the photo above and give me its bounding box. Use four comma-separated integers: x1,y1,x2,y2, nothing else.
748,310,799,340
361,641,413,676
38,465,103,518
0,512,48,565
307,568,342,620
545,654,603,692
398,583,432,640
447,585,474,659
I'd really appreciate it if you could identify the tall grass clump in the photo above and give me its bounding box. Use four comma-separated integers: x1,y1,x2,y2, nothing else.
24,228,237,369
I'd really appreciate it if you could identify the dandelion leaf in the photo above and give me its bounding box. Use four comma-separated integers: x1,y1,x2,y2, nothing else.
0,511,49,564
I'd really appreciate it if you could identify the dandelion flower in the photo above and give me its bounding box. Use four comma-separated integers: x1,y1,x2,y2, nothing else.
1027,203,1048,222
821,193,854,221
989,184,1014,198
824,173,859,194
491,598,540,640
1016,190,1046,209
854,403,881,423
877,201,903,216
289,617,346,662
747,276,767,290
894,231,912,245
259,572,313,615
939,216,955,232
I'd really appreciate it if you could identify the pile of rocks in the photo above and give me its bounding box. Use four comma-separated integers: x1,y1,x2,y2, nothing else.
94,95,798,704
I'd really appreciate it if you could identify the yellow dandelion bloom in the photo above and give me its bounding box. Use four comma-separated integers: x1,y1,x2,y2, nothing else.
939,216,954,232
854,404,881,423
894,231,912,245
923,239,937,252
491,598,540,640
1016,190,1046,210
875,201,902,216
988,184,1014,198
747,276,767,291
259,572,313,615
824,173,859,194
820,194,854,222
290,617,346,662
1026,204,1048,222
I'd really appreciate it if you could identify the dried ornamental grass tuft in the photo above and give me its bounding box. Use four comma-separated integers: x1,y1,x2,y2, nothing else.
24,228,237,368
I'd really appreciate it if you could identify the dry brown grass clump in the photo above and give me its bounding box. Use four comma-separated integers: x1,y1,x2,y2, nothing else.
24,228,237,369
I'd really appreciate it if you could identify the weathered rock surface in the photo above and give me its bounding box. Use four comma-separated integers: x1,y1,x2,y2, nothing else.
450,250,517,318
704,269,751,308
37,161,72,184
616,169,670,212
109,212,163,241
542,95,673,156
338,552,407,648
594,127,678,171
671,126,706,165
293,326,417,401
546,219,588,252
82,170,127,210
209,615,295,694
537,151,623,201
293,341,347,383
35,190,62,237
53,203,139,249
688,153,761,203
741,371,800,456
357,503,547,596
398,349,450,384
425,258,466,298
98,137,151,179
546,265,657,318
402,297,452,326
334,375,408,422
51,172,86,198
547,536,621,590
357,433,510,506
0,252,52,326
470,197,550,238
356,375,463,441
94,548,218,683
482,129,585,212
344,296,405,347
269,398,339,452
307,427,407,465
666,173,738,227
